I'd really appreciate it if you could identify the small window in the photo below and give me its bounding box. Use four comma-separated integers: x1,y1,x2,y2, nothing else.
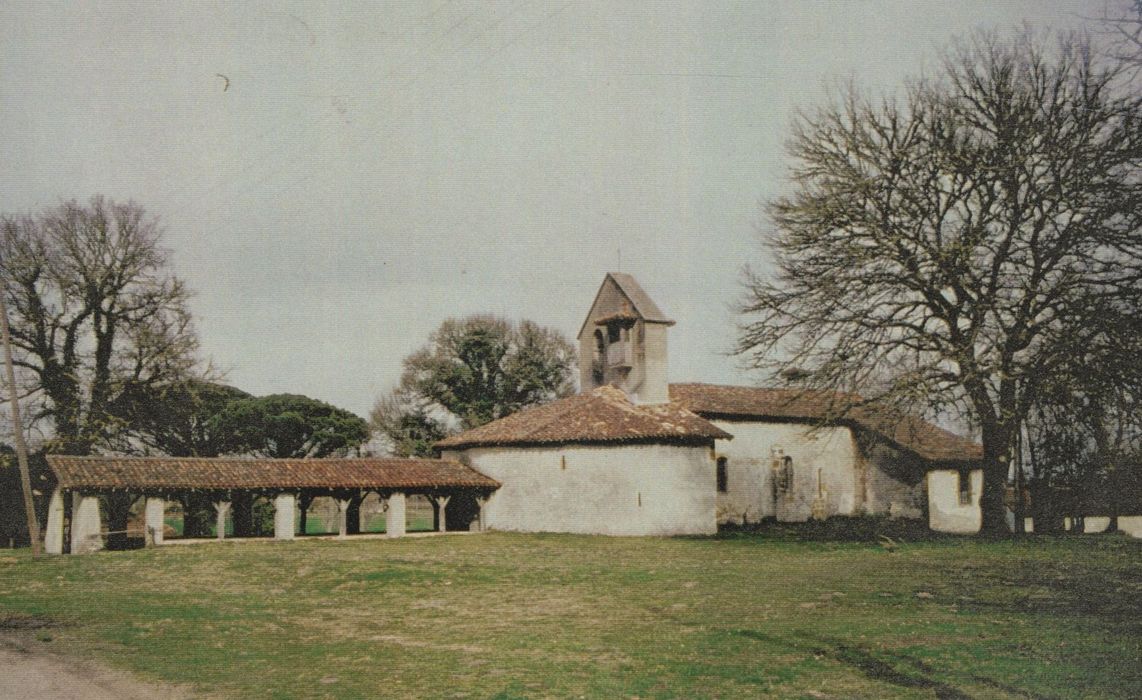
958,470,972,505
716,457,728,493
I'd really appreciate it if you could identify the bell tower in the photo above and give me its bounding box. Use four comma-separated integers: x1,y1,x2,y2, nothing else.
577,273,674,404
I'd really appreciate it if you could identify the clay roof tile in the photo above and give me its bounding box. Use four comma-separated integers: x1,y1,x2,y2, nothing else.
669,383,982,464
436,385,731,450
45,456,500,491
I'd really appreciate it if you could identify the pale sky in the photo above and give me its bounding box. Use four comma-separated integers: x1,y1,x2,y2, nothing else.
0,1,1102,419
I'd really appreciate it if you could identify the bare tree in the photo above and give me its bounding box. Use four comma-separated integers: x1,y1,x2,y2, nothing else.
1026,306,1142,532
0,197,200,455
739,31,1142,534
1097,1,1142,75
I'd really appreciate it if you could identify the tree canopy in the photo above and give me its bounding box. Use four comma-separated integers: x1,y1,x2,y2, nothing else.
372,315,576,456
108,379,252,457
1024,307,1142,531
738,30,1142,532
210,393,370,459
1,197,199,455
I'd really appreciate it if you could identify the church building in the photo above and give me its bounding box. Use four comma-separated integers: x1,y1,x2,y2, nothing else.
439,273,985,535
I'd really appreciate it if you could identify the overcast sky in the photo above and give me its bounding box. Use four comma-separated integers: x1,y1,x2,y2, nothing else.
1,1,1102,419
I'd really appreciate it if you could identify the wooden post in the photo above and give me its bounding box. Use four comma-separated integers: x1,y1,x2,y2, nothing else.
0,284,41,555
434,495,451,533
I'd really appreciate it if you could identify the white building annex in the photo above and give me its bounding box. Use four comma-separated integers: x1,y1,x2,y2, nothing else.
440,273,986,535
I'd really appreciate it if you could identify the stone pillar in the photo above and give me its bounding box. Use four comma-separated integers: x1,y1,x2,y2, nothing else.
273,494,296,540
144,497,166,546
475,496,488,532
433,495,451,533
336,498,351,538
70,493,104,554
213,501,231,540
45,489,65,555
386,492,406,538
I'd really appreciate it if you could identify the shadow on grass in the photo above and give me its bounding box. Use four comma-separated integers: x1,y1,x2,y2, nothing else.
732,628,1056,700
0,612,55,630
717,516,955,543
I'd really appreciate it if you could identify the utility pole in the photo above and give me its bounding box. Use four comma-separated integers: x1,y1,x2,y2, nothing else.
0,282,41,554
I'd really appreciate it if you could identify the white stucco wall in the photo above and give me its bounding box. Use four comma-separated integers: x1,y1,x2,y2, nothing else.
708,421,861,524
927,469,983,533
442,443,716,536
708,421,927,525
637,323,669,404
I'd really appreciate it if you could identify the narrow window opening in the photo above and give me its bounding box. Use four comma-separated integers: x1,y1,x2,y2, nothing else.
592,330,605,383
716,457,728,493
958,470,972,505
779,456,794,500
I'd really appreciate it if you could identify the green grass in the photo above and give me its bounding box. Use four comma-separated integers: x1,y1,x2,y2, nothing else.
0,532,1139,698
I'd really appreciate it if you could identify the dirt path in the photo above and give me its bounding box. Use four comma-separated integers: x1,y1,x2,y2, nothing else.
0,632,194,700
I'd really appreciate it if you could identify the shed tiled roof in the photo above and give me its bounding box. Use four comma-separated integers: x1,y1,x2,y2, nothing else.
436,385,731,450
45,456,500,491
669,383,982,464
669,383,856,421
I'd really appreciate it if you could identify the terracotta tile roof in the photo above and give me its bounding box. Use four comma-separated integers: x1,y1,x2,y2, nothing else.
608,273,674,324
436,385,732,450
854,411,984,463
46,456,500,491
669,383,857,421
669,383,982,464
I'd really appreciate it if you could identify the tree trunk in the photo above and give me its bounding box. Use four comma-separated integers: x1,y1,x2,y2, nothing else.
1011,426,1026,534
978,418,1014,536
1105,474,1119,533
979,459,1009,535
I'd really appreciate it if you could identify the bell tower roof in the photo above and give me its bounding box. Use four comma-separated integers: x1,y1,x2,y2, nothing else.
576,272,674,340
578,273,673,404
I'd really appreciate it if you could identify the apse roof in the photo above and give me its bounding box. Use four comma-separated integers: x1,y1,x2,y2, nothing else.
436,385,731,450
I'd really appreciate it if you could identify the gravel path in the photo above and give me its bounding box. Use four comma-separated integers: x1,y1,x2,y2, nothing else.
0,634,192,700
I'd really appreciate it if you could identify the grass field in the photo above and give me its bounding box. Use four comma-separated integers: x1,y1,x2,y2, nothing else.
0,531,1139,699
